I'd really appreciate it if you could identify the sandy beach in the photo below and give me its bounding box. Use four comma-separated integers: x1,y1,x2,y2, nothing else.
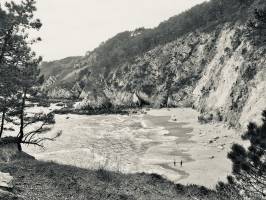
147,108,242,188
22,107,243,189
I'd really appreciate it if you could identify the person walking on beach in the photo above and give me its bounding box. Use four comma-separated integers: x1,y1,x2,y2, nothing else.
174,160,176,166
180,160,183,167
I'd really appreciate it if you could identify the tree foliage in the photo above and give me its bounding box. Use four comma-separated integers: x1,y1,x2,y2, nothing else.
0,0,60,150
247,7,266,44
226,111,266,199
85,0,256,81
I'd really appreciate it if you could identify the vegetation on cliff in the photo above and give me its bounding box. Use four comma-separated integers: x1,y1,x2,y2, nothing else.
0,0,265,199
88,0,257,76
40,0,266,128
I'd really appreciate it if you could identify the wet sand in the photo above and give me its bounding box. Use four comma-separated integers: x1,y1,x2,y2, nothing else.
23,111,195,183
142,115,194,180
22,107,241,188
147,108,241,188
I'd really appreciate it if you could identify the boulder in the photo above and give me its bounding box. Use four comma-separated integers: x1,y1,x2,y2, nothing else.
0,172,13,191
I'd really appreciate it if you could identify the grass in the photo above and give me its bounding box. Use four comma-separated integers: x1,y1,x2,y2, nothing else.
0,152,223,200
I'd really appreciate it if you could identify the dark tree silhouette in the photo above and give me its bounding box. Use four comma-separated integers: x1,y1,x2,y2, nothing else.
227,111,266,198
0,0,41,138
0,0,61,150
16,61,61,151
247,7,266,44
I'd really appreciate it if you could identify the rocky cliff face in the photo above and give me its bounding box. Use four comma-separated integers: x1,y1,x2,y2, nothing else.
192,25,266,128
40,22,266,128
107,23,266,128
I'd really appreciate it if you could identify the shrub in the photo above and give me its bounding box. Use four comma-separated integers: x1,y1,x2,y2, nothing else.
225,110,266,199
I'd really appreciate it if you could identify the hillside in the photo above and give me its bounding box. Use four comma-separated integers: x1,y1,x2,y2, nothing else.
40,0,266,128
0,142,222,200
1,160,218,200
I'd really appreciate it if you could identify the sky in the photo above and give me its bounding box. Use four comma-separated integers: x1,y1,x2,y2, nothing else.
29,0,207,61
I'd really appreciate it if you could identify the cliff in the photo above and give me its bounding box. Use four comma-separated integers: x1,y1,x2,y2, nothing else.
40,0,266,128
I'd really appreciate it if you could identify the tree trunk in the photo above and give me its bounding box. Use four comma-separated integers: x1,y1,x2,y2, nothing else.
17,142,22,151
0,29,13,138
0,110,6,138
18,89,27,151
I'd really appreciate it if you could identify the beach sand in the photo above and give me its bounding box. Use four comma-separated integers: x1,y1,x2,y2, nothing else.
147,108,243,188
21,107,243,189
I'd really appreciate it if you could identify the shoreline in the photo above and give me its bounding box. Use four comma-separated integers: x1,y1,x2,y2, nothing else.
21,106,242,189
142,114,195,182
147,108,242,188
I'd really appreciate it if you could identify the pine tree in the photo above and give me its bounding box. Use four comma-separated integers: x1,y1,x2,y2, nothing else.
0,63,18,137
0,0,61,150
0,0,41,138
15,58,61,151
227,111,266,199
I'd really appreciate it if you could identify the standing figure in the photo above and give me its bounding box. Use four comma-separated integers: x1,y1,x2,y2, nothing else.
180,160,183,167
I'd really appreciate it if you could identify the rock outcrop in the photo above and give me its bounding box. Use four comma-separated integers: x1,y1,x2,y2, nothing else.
0,172,13,191
101,24,265,128
0,140,17,199
0,138,35,200
39,3,266,129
